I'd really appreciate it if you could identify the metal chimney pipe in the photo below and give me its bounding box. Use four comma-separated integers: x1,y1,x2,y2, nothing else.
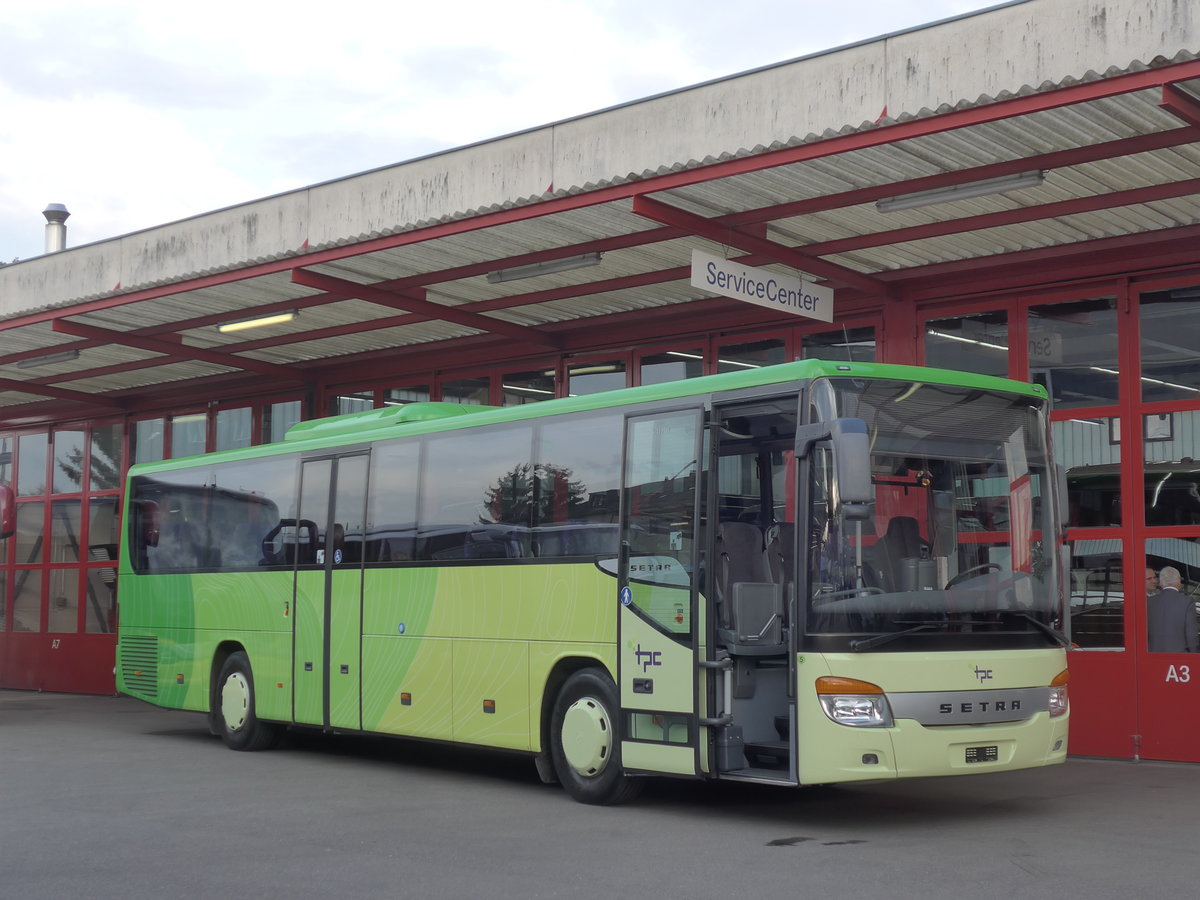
43,203,70,253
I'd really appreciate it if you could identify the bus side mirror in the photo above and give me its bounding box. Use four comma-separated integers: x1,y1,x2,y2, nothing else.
796,417,872,520
0,483,13,540
830,418,872,519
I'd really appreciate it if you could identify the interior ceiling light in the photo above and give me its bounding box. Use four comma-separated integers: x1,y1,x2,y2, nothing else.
486,252,602,284
217,311,298,334
15,348,80,369
876,171,1046,213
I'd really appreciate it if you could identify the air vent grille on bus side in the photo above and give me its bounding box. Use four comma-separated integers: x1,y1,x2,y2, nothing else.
121,636,159,698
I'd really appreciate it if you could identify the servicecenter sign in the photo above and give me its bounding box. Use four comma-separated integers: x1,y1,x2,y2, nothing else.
690,250,834,322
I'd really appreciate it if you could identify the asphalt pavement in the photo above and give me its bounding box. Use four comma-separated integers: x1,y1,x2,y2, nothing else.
2,689,1197,900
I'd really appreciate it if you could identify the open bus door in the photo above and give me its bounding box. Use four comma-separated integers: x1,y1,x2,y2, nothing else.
617,407,706,778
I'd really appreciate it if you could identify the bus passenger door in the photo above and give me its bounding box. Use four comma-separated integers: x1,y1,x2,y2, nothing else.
294,453,369,731
618,408,704,777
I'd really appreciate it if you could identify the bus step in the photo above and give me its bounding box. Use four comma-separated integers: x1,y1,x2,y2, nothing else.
743,740,789,768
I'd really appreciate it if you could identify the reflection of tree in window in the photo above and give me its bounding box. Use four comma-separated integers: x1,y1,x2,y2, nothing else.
483,462,590,525
57,427,123,492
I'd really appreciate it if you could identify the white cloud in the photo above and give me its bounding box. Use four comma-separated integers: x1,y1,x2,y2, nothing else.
0,0,1000,263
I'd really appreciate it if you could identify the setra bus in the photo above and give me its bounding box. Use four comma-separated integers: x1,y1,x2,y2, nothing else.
112,360,1070,803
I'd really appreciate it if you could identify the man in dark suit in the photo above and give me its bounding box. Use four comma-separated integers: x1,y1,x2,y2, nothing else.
1147,566,1199,653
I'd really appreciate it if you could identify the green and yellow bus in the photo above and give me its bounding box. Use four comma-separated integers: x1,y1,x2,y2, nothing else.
113,360,1070,803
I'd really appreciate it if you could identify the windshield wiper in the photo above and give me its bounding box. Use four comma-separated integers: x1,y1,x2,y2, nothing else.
1003,610,1070,647
850,621,944,652
849,613,1070,652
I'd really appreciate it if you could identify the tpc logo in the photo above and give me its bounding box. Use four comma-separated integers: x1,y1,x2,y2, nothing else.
974,665,994,683
635,644,662,672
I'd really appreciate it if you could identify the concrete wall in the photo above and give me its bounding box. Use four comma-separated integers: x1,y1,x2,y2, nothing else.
2,0,1197,318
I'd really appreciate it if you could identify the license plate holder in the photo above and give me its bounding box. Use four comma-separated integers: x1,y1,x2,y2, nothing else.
965,745,999,763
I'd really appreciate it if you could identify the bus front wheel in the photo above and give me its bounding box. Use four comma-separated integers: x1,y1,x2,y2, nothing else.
215,651,280,752
550,668,642,805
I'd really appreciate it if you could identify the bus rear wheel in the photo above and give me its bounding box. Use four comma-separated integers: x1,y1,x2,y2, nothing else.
550,668,642,805
215,651,280,751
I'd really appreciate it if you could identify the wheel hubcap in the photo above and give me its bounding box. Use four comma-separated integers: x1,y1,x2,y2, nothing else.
561,696,611,777
221,672,250,732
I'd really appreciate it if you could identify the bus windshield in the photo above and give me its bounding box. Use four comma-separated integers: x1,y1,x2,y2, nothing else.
805,377,1064,650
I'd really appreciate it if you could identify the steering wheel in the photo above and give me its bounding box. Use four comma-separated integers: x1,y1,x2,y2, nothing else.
946,563,1001,588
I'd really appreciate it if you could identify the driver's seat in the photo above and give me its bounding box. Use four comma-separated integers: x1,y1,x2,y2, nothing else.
872,516,929,592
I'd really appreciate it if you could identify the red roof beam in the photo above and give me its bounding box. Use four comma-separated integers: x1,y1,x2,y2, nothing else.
1160,83,1200,127
50,320,307,382
0,329,181,368
290,268,563,351
804,177,1200,257
631,195,893,297
0,376,129,408
721,127,1200,228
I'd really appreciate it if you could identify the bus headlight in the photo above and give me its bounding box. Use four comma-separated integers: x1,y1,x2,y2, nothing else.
1048,669,1069,718
816,676,893,727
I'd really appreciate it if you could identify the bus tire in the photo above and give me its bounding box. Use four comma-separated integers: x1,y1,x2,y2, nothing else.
550,668,642,805
215,651,280,752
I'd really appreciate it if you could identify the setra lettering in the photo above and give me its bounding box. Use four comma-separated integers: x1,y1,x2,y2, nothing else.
939,699,1021,715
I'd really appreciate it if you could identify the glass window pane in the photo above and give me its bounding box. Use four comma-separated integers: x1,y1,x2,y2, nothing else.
1144,410,1200,526
52,429,85,494
129,457,297,573
84,563,117,634
1140,287,1200,402
90,424,124,491
1145,542,1200,652
170,414,207,458
1,436,13,486
717,338,785,373
331,392,374,416
49,500,82,563
133,419,164,463
418,425,533,560
568,361,626,396
333,456,369,567
48,569,78,634
1068,539,1123,649
215,408,253,451
0,570,6,632
622,411,699,637
925,311,1009,376
17,433,48,496
383,385,430,405
89,497,120,550
533,413,623,558
801,326,876,362
1057,417,1121,527
441,376,491,405
264,401,301,443
16,502,44,564
640,350,703,386
366,441,421,562
501,370,555,406
12,569,41,632
1028,298,1118,408
86,497,120,633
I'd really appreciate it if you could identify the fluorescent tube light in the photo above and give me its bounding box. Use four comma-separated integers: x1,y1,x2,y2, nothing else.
217,311,298,334
16,349,80,369
876,171,1046,212
486,252,602,284
926,329,1008,351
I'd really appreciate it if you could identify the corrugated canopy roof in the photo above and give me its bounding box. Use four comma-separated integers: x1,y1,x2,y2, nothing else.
2,53,1200,419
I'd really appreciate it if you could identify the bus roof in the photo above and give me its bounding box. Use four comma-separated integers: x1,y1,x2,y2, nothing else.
130,359,1047,472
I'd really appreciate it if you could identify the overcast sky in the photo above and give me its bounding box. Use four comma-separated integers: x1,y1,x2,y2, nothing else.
0,0,1004,264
